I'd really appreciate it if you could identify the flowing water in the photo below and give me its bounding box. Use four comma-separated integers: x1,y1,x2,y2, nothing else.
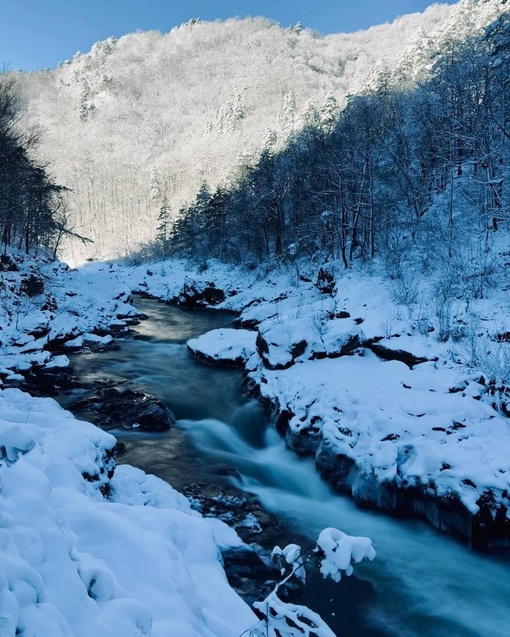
63,298,510,637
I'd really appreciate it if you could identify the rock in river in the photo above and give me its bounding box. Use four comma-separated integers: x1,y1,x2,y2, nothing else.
72,386,175,431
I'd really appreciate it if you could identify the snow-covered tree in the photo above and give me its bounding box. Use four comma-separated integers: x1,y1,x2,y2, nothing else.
0,76,65,255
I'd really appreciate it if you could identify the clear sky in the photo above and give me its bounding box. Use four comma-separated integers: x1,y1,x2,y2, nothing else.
1,0,457,72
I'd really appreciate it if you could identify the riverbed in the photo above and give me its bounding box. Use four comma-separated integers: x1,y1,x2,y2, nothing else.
60,298,510,637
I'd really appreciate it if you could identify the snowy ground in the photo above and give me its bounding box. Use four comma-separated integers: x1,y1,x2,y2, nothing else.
0,255,139,384
0,388,254,637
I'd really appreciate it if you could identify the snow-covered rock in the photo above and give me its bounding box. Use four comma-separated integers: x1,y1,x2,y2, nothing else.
82,333,120,352
187,328,257,368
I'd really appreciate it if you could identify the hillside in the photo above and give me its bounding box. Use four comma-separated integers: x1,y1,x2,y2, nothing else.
12,4,464,261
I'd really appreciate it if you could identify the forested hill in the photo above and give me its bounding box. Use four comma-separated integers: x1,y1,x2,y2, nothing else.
9,2,447,261
13,0,507,261
168,5,510,284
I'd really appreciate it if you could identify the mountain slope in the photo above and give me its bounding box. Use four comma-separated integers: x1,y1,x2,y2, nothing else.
15,1,506,261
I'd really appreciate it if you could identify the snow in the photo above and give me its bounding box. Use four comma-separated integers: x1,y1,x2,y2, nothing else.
0,255,143,382
187,328,256,365
62,336,84,350
315,527,376,581
82,333,114,345
253,352,510,513
252,593,337,637
45,355,71,369
0,388,255,637
4,251,510,517
253,529,375,637
272,543,305,580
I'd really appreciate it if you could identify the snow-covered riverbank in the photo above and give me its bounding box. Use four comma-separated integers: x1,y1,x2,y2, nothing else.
2,250,510,545
113,256,510,548
0,253,383,637
0,253,258,636
0,387,255,636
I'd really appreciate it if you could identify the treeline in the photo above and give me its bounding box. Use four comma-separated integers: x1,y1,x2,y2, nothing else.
0,76,70,256
165,12,509,290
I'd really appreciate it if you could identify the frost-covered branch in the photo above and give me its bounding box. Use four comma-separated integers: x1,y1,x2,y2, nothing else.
249,527,375,637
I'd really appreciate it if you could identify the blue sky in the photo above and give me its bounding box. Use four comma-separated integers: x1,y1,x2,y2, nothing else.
1,0,456,72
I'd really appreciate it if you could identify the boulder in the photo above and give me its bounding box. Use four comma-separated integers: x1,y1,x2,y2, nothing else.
62,336,84,353
24,355,73,395
72,387,174,431
315,264,336,294
20,273,44,297
286,418,322,455
0,254,19,271
187,328,257,368
221,546,279,606
181,481,283,605
366,338,430,368
82,333,120,353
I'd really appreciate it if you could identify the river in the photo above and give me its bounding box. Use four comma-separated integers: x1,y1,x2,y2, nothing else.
60,298,510,637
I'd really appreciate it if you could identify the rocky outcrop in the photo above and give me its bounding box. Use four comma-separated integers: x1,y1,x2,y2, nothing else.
285,417,323,455
182,482,288,605
1,354,75,397
471,492,510,550
183,482,286,545
82,333,121,353
187,346,243,368
177,280,226,308
220,546,279,606
314,431,510,550
26,356,74,395
20,273,44,297
255,331,294,370
255,328,362,371
0,254,20,271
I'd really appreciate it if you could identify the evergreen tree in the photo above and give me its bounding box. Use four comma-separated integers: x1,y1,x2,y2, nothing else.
156,197,171,256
